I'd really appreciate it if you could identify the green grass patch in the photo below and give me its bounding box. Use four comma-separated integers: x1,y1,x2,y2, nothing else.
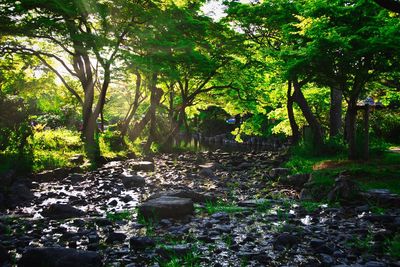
203,201,247,214
386,234,400,259
30,128,84,172
106,210,134,222
300,201,321,213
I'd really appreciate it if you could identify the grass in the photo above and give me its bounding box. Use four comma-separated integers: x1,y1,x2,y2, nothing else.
106,210,134,222
386,234,400,259
285,144,400,199
300,201,321,213
155,245,201,267
203,201,247,214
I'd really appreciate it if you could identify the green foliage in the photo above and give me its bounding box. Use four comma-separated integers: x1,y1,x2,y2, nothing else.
371,110,400,144
386,234,400,259
155,246,201,267
106,210,133,222
300,201,321,213
30,128,83,172
347,233,374,254
203,201,246,215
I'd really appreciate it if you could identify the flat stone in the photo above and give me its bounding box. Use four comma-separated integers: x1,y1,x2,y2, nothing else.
138,196,194,219
42,204,85,219
119,172,145,188
106,232,126,244
129,237,155,250
18,247,102,267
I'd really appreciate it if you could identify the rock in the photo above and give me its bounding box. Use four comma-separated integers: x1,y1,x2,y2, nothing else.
278,173,310,189
327,174,360,202
138,196,194,219
119,172,145,188
10,182,34,201
299,188,314,201
273,233,299,249
269,168,290,179
129,237,155,250
148,189,216,203
128,161,155,172
65,173,85,183
360,189,400,208
34,168,71,182
199,168,216,179
198,162,220,171
106,232,126,244
364,215,396,224
0,244,10,266
319,253,334,265
42,204,85,219
18,247,102,267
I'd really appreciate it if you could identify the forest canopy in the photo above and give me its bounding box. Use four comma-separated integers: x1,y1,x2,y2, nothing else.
0,0,400,171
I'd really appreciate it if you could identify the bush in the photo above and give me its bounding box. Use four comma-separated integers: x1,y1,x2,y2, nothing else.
30,128,83,172
371,110,400,144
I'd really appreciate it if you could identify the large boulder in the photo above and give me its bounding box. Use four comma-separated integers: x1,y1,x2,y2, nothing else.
360,189,400,208
42,204,85,219
327,174,360,202
119,172,145,188
18,247,102,267
148,189,216,203
138,196,194,220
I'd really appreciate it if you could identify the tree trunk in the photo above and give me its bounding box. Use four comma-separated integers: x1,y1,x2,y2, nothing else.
144,73,159,153
329,86,343,138
287,80,300,144
293,79,324,149
120,71,142,138
347,99,358,160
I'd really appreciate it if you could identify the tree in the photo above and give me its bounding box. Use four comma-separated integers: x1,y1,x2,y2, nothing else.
0,0,141,162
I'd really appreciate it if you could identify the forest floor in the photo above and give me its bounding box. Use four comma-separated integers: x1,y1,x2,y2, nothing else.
0,149,399,266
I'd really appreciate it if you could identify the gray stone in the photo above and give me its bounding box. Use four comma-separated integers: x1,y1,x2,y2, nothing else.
129,237,155,250
138,196,194,219
106,232,126,244
18,247,102,267
42,204,85,219
199,168,216,179
119,172,145,188
273,233,299,248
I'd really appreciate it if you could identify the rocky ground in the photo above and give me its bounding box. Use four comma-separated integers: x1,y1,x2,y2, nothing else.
0,149,399,266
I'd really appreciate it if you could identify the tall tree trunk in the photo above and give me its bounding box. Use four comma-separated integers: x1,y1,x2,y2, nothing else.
293,79,324,149
329,86,343,138
347,99,358,160
120,71,142,138
346,81,363,160
287,80,300,144
144,73,159,153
